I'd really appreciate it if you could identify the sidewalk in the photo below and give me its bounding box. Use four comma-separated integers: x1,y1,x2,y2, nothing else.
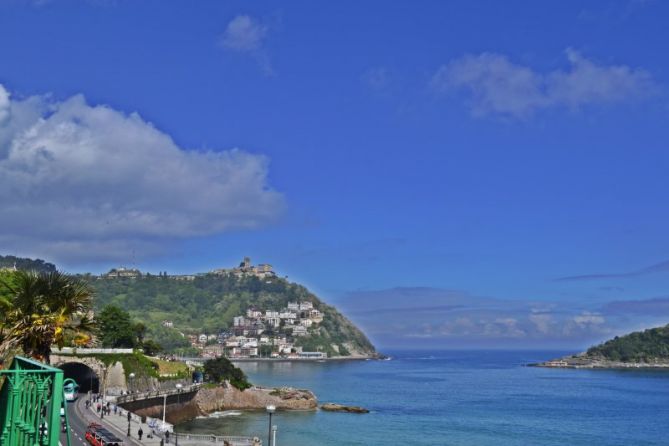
76,398,166,446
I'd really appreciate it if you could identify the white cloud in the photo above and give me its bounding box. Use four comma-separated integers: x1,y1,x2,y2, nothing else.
0,84,284,263
221,15,267,52
431,49,657,117
219,15,272,75
573,311,605,325
529,313,554,334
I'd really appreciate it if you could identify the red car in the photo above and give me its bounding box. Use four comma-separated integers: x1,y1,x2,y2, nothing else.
85,423,124,446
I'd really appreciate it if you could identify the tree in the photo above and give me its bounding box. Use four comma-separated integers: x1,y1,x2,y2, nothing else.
203,357,251,390
141,339,163,356
98,305,137,348
0,270,94,364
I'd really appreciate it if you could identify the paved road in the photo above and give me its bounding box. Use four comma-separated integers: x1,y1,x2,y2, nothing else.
59,399,91,446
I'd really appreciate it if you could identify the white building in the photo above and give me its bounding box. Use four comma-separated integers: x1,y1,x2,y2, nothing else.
233,316,246,327
292,325,308,336
246,308,263,319
198,334,208,343
299,302,314,311
300,319,313,328
265,310,279,318
287,302,299,311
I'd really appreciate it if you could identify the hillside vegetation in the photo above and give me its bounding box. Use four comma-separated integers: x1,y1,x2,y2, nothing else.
0,255,56,273
89,274,376,357
586,324,669,362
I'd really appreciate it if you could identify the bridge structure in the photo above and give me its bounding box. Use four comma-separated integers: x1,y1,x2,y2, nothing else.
0,356,70,446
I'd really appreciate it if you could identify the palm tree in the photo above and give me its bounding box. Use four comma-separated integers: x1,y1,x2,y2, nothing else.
0,270,95,364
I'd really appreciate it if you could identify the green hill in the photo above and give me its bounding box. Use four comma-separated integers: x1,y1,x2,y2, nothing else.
586,324,669,362
88,273,376,358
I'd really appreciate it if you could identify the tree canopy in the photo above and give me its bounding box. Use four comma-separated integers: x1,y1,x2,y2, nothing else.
587,324,669,362
0,270,94,363
203,356,251,390
97,304,139,348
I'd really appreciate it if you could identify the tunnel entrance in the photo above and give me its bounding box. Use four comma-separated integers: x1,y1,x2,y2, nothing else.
59,362,100,393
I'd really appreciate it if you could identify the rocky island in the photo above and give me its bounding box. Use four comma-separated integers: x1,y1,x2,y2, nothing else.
533,323,669,369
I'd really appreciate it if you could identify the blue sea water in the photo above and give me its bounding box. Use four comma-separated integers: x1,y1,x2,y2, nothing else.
177,351,669,445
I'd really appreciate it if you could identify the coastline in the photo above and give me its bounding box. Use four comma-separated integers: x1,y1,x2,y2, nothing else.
229,354,380,363
531,355,669,370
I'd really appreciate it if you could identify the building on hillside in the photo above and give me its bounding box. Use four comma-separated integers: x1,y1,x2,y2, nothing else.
287,302,299,311
233,316,246,327
102,266,142,279
246,308,263,319
309,309,323,323
266,316,281,328
210,257,277,279
300,319,313,328
198,334,208,343
299,302,314,311
292,325,308,337
162,320,174,328
299,351,327,359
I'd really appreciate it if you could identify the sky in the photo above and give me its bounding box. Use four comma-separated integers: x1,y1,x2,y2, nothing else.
1,0,669,348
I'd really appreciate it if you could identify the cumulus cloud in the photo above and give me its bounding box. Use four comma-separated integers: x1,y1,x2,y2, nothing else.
431,49,657,117
219,15,272,74
0,84,284,263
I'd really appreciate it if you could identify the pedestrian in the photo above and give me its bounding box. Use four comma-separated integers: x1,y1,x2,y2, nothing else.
138,427,143,440
165,430,170,444
114,406,118,415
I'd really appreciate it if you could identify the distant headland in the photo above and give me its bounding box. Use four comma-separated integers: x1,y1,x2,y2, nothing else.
533,323,669,369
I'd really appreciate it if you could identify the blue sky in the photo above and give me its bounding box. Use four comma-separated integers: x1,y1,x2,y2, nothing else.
1,0,669,347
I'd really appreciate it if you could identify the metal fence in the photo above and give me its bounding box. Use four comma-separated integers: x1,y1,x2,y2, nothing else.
0,356,68,446
168,432,261,445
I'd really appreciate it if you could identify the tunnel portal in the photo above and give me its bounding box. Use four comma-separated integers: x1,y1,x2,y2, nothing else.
58,362,100,393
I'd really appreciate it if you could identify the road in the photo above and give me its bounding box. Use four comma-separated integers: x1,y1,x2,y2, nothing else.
60,398,91,446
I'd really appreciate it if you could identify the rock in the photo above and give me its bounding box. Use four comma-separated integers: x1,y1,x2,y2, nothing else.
194,383,318,414
321,403,369,413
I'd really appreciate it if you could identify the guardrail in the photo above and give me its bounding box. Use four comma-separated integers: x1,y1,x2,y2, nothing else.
168,432,261,445
0,356,68,446
52,347,135,354
115,383,200,404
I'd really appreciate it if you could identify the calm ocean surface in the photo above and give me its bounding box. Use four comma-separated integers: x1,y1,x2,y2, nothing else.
177,350,669,445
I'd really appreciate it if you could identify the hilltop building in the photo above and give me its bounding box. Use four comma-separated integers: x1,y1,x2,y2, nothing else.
101,267,142,279
211,257,276,279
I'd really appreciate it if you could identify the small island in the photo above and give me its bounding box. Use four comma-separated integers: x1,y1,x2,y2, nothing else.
533,323,669,369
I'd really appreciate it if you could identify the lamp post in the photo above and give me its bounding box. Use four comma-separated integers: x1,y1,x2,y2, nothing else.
272,425,277,446
128,373,135,437
266,405,276,446
162,393,168,431
175,384,183,446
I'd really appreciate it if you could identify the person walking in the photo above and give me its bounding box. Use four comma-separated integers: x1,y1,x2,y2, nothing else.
138,427,143,440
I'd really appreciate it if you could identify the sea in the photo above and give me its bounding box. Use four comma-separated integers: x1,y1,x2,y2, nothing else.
177,350,669,445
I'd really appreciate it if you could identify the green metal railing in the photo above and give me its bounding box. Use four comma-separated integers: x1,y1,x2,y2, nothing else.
0,356,69,446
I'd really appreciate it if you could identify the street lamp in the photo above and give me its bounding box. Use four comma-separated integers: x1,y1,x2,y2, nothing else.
266,405,276,446
175,384,183,446
128,373,135,437
272,425,277,446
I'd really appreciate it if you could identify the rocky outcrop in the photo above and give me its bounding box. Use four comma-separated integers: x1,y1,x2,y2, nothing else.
124,383,317,425
194,384,317,413
532,355,669,369
321,403,369,413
